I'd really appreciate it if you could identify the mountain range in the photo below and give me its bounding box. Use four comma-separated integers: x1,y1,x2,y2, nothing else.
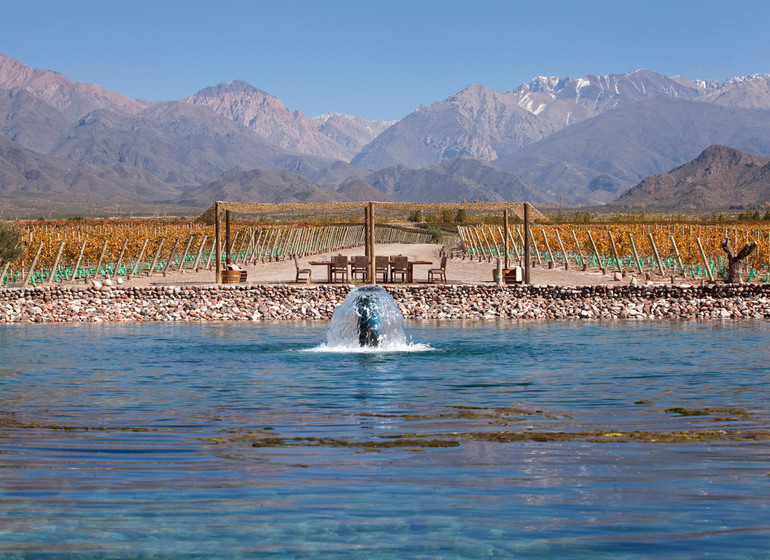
613,145,770,210
1,51,770,213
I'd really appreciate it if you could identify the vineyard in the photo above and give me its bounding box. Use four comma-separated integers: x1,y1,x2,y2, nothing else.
2,219,770,286
458,222,770,282
0,220,434,287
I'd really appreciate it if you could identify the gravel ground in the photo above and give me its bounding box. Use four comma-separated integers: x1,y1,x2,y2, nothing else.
119,243,646,288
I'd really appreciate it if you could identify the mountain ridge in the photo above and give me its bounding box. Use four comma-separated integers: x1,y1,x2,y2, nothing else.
0,52,149,121
3,51,770,210
185,80,349,160
613,145,770,209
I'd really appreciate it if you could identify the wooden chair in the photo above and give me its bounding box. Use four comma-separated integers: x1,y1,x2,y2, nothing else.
391,256,408,283
351,255,369,282
375,255,390,283
331,255,349,283
428,255,447,283
294,255,311,284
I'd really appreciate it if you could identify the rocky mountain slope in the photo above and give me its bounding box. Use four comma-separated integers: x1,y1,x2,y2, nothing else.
0,133,176,200
352,83,557,170
0,87,72,152
494,98,770,205
312,113,394,160
359,157,554,204
613,145,770,209
185,80,349,160
0,52,148,120
177,168,342,206
3,51,770,210
354,70,770,173
0,55,367,203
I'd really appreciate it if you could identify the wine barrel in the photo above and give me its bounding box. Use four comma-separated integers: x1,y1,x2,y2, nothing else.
222,270,241,283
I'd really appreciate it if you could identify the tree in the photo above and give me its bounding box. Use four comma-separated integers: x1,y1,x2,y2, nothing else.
0,222,24,266
721,237,757,283
454,209,467,223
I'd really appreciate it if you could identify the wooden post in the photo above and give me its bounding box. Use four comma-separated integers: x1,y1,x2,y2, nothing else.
206,238,217,270
269,228,281,261
528,227,542,264
129,238,149,278
696,237,714,281
628,233,644,273
670,235,685,277
608,231,623,274
540,228,544,268
647,233,665,276
112,237,129,278
225,210,232,265
482,227,495,261
506,224,520,260
72,239,87,282
178,235,195,272
260,228,273,262
364,205,370,259
587,230,602,270
495,225,505,259
47,241,66,285
94,239,109,279
24,242,44,286
471,227,486,261
214,202,222,283
148,237,166,276
523,203,531,284
516,227,526,261
571,229,585,268
236,230,248,262
162,237,180,277
192,235,208,271
503,209,510,269
555,229,568,270
368,202,375,284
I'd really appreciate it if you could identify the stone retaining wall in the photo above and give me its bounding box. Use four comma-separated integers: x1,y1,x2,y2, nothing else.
2,283,770,323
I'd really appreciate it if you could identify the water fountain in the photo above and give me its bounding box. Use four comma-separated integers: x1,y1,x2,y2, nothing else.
326,286,407,349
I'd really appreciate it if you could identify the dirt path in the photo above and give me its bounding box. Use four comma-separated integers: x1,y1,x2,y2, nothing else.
116,243,660,288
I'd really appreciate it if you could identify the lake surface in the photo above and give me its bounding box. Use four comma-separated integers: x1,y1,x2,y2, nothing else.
1,320,769,559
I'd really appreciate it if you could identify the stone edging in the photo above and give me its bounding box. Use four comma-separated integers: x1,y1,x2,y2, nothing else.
2,283,770,323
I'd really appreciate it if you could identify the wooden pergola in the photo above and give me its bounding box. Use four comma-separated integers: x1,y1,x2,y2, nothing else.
196,201,546,284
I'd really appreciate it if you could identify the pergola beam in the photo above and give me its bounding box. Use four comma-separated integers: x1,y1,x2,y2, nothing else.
201,200,546,284
197,201,547,225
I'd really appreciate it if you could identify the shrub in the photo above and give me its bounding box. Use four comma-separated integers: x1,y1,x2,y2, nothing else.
0,222,24,265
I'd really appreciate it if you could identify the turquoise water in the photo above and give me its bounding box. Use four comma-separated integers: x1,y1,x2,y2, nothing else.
1,321,769,559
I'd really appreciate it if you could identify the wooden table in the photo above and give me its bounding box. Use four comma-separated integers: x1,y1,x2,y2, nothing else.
309,259,346,283
404,260,432,283
387,259,433,283
308,259,433,283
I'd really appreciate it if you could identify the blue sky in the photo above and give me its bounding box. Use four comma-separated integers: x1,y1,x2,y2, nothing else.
2,0,768,121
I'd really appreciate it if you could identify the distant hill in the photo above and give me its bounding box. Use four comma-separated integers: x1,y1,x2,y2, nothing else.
185,80,348,160
363,157,554,204
312,113,394,160
0,87,73,156
0,133,176,201
352,83,556,170
351,69,770,172
494,98,770,205
4,51,770,212
334,177,394,202
177,168,342,206
612,145,770,210
0,52,148,120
